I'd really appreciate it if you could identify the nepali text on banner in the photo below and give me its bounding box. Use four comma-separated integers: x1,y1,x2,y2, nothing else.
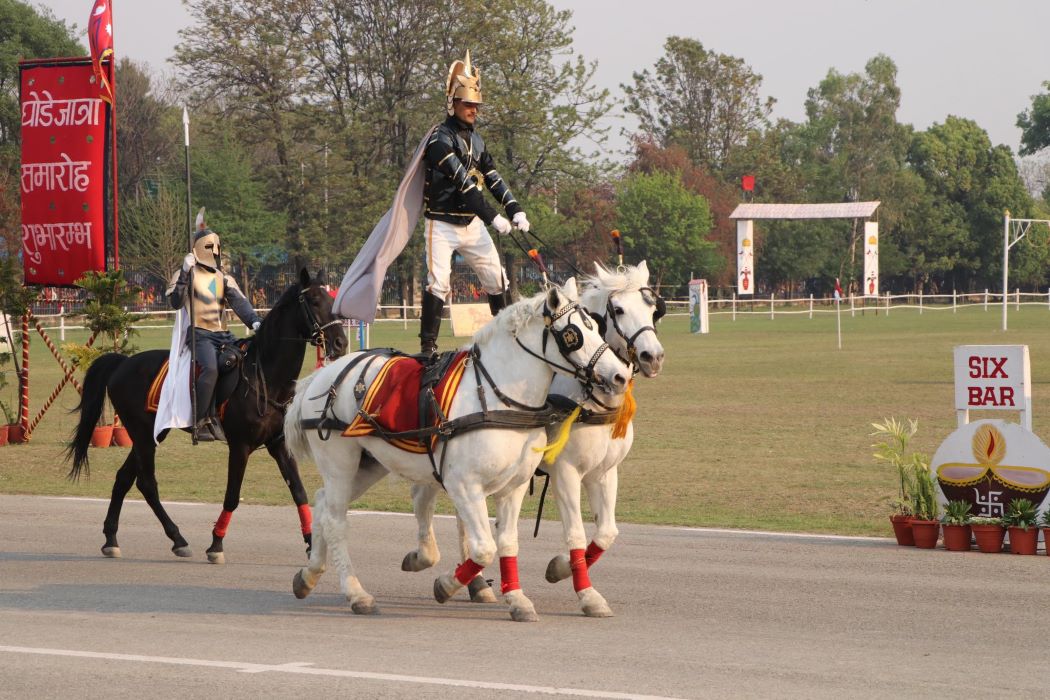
19,61,108,286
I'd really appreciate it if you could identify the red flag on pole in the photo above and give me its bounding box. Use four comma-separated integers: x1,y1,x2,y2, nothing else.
88,0,114,104
741,175,755,192
834,277,844,301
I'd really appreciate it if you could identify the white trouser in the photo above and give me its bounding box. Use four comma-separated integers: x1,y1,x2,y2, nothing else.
424,216,508,301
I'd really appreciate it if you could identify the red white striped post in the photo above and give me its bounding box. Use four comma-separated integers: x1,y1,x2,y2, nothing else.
20,314,29,439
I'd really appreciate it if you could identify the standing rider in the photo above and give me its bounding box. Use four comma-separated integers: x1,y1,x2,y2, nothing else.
166,221,261,442
419,50,530,355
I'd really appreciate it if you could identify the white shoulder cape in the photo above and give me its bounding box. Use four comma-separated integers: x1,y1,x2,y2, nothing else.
334,126,436,323
153,306,194,444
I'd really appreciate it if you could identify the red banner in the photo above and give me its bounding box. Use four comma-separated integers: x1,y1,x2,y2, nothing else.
20,60,110,286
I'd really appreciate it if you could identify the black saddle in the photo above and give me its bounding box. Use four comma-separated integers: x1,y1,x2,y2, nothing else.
417,350,463,431
214,338,252,408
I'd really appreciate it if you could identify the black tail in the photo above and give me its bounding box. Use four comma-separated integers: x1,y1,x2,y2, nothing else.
66,353,128,481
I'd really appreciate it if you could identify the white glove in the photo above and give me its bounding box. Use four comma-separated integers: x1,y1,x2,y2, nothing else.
512,211,530,233
251,321,261,333
491,214,512,235
182,253,196,271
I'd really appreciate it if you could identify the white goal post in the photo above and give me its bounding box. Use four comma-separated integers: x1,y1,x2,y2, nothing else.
1002,211,1050,331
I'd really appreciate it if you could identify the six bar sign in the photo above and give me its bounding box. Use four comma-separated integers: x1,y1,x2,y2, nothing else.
954,345,1032,430
20,59,110,286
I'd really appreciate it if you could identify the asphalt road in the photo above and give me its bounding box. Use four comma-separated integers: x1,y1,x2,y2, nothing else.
2,494,1050,699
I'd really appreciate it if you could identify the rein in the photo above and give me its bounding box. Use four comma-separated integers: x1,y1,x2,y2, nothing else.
601,286,663,370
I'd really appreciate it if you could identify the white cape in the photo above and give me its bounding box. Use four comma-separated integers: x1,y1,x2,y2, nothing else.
153,307,194,444
334,126,436,323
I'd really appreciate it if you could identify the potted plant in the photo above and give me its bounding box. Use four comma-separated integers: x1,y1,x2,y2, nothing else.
970,516,1006,553
909,457,940,549
64,270,140,448
1041,509,1050,558
941,500,972,552
872,417,927,546
1003,498,1039,555
0,258,33,444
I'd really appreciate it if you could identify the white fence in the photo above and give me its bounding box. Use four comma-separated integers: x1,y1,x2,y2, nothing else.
26,289,1050,342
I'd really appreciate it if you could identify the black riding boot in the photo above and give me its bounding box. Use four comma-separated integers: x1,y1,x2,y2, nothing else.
487,291,510,317
193,365,225,443
419,291,445,356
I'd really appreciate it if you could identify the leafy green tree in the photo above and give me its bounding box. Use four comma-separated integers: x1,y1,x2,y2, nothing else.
1017,81,1050,156
113,59,180,199
907,116,1033,290
614,171,719,292
623,36,774,172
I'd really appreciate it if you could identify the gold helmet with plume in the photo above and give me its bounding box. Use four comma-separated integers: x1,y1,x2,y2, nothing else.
192,207,222,271
445,50,483,116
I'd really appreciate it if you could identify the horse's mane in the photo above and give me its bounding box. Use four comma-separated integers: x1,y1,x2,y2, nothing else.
247,281,304,358
582,263,649,301
472,290,549,344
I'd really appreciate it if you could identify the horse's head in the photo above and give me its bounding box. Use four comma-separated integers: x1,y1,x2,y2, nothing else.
295,268,347,360
541,278,630,395
588,260,665,378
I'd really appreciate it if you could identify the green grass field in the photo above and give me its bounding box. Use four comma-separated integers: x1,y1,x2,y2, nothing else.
3,302,1049,536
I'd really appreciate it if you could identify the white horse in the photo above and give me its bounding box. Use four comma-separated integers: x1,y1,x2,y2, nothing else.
540,261,665,617
283,280,631,622
404,261,666,617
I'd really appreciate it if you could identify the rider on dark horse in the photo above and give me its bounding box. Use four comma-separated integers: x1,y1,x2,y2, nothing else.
166,218,261,442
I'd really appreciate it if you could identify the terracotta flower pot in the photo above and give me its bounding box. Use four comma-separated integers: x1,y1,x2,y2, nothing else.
90,424,114,448
1008,526,1038,555
889,514,915,546
942,524,972,552
910,519,940,549
111,425,132,447
0,423,8,447
1043,528,1050,556
971,524,1005,553
7,423,26,444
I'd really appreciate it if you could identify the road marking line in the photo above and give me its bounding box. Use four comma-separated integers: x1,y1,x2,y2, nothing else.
0,645,681,699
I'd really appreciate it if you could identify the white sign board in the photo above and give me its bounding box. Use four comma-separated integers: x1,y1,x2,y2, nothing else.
688,279,708,334
953,345,1031,430
863,221,879,297
449,302,492,338
736,220,754,295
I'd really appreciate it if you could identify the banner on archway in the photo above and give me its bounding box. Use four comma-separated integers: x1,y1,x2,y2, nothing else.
736,220,753,295
864,221,879,297
19,58,114,286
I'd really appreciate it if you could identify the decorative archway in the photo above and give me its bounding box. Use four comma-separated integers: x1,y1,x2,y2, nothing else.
729,202,881,296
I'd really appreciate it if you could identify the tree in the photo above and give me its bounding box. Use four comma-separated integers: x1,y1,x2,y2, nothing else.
113,59,180,199
119,181,185,288
614,171,719,293
1017,81,1050,157
907,117,1033,290
622,36,774,172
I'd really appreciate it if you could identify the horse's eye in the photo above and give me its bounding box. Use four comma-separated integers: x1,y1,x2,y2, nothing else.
614,307,625,316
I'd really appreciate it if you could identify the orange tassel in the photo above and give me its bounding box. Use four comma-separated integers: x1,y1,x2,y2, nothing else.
611,380,636,439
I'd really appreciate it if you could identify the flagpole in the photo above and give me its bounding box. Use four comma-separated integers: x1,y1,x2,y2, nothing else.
184,106,198,446
836,298,842,350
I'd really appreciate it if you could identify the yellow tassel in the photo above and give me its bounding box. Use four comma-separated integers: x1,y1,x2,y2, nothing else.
611,380,636,439
534,406,582,464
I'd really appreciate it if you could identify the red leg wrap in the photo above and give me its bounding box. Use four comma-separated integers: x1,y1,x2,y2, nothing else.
570,548,591,592
499,556,521,594
298,504,313,535
213,510,233,538
585,541,605,568
454,559,484,586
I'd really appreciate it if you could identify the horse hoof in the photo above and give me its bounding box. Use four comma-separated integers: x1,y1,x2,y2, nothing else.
433,575,458,604
545,554,571,583
172,545,193,558
101,546,121,558
468,576,498,603
509,606,539,622
578,588,614,617
292,570,314,599
401,551,421,572
350,597,378,615
206,551,225,565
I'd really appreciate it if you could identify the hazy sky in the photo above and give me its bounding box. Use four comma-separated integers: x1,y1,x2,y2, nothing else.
35,0,1050,156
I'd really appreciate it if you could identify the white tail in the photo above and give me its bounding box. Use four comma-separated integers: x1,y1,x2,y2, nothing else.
283,371,318,462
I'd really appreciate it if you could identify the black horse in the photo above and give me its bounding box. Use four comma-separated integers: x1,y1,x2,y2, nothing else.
67,269,347,562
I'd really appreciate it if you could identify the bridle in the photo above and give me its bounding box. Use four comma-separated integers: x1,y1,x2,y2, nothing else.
513,299,612,391
298,289,342,354
603,286,665,368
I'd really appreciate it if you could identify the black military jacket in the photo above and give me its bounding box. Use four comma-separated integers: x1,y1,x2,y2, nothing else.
423,116,522,226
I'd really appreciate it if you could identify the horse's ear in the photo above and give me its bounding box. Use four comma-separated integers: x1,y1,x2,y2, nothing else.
546,285,562,311
638,260,649,279
299,268,311,288
562,277,579,300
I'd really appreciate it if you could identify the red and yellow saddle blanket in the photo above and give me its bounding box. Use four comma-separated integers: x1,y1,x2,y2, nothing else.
342,351,469,453
145,359,229,420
